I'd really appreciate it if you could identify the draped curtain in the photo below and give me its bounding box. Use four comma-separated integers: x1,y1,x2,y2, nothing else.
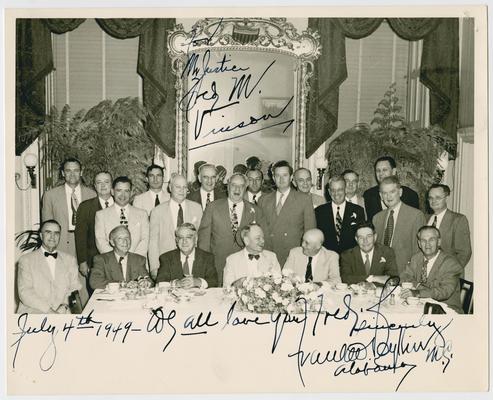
306,18,459,158
16,18,176,156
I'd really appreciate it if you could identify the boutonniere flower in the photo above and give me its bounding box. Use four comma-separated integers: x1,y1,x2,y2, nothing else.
380,257,386,263
351,212,357,219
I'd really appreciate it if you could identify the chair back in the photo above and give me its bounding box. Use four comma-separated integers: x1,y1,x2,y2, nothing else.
424,302,446,314
68,290,83,314
459,278,474,314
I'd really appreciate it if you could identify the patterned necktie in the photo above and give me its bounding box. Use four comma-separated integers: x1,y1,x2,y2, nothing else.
119,256,125,280
183,256,190,276
120,208,128,226
432,215,438,227
105,200,109,208
364,254,371,274
275,193,284,216
206,192,211,206
177,203,184,227
305,256,313,282
231,203,239,235
248,254,260,260
71,188,79,226
335,206,343,242
44,251,58,259
155,194,160,207
420,258,429,283
383,210,394,246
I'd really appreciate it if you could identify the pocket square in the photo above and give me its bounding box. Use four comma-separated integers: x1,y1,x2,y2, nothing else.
380,257,386,263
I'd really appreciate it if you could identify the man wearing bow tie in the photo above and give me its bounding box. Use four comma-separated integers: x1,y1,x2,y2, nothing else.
95,176,149,257
17,220,81,314
198,174,264,286
315,175,365,254
284,229,341,284
89,226,149,290
223,224,281,287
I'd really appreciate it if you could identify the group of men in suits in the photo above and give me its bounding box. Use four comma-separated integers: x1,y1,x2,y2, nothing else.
16,154,472,314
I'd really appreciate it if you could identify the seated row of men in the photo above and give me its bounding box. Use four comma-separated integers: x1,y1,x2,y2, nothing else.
29,155,471,312
17,216,464,314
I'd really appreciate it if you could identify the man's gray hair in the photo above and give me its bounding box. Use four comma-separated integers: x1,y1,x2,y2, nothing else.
328,175,346,188
175,222,197,236
198,163,217,174
109,225,131,241
228,173,247,185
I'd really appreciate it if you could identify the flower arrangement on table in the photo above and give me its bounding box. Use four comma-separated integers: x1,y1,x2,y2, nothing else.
233,269,322,314
121,276,154,299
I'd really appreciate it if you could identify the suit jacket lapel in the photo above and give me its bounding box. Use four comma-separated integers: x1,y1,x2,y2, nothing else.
427,252,445,282
327,203,336,236
174,250,185,278
110,253,125,281
369,246,382,274
440,209,452,231
58,186,69,225
37,250,54,282
192,250,204,278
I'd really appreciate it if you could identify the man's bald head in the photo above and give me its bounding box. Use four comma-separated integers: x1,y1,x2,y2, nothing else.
301,228,325,257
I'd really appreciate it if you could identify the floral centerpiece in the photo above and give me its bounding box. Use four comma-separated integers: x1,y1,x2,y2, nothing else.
233,269,322,314
122,276,154,299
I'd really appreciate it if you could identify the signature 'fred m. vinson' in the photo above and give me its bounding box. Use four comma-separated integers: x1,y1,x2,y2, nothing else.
270,287,454,391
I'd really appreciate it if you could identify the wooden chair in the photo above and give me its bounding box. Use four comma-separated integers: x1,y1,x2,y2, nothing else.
459,278,474,314
424,302,446,314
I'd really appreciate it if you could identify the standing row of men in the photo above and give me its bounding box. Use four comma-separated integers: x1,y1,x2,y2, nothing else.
17,155,472,313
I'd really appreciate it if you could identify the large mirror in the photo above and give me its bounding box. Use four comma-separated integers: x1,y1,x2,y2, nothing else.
168,18,321,179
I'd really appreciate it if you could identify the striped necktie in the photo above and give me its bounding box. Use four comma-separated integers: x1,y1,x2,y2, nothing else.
383,210,394,246
335,206,343,242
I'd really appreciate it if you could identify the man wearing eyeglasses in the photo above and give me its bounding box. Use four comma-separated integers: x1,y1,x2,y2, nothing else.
427,184,472,268
400,226,463,313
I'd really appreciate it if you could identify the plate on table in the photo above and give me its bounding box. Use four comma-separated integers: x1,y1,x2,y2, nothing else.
96,292,125,300
188,287,207,296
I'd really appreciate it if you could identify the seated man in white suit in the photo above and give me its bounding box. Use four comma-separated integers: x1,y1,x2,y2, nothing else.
223,224,281,287
95,176,149,257
284,228,341,284
17,220,81,314
148,174,203,279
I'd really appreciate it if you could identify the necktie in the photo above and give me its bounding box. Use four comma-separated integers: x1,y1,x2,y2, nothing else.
335,206,343,242
44,251,58,259
432,215,438,227
155,194,160,207
248,254,260,260
305,256,313,282
120,208,128,226
231,203,239,235
71,188,79,226
420,258,429,283
275,193,284,216
177,203,184,227
383,210,394,246
183,256,190,276
364,254,371,274
252,194,257,205
105,200,109,208
119,256,125,280
206,192,211,206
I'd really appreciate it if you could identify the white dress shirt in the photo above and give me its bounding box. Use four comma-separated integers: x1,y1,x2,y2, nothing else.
243,248,262,278
114,252,128,281
178,249,207,289
427,208,447,228
41,246,57,280
346,195,358,204
331,201,347,226
169,198,186,230
98,196,114,209
65,183,82,230
360,248,375,269
275,188,290,208
247,191,262,204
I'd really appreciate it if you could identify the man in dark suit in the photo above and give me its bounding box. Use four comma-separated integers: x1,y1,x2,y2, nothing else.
156,223,217,288
340,222,398,284
245,168,266,205
198,173,263,285
75,171,113,292
373,176,426,273
257,160,316,266
400,226,463,313
315,175,365,254
89,225,149,290
427,184,472,268
187,164,227,211
363,156,420,221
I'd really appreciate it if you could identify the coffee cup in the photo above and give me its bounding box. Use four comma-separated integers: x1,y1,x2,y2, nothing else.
335,283,348,290
401,282,414,290
407,296,420,306
106,282,120,294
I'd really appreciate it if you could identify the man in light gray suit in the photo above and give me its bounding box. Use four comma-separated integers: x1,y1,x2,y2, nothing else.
373,176,426,273
149,174,203,279
133,164,170,216
258,160,316,266
41,157,96,257
427,184,472,268
284,229,341,284
95,176,149,258
292,168,325,208
198,173,263,285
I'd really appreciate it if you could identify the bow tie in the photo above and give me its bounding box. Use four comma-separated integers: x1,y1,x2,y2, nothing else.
44,251,58,259
248,254,260,260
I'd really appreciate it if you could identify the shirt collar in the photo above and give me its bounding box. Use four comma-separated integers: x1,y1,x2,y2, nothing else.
425,250,441,267
228,198,243,208
433,208,447,218
180,249,195,262
277,187,290,199
389,200,402,214
360,248,374,263
65,183,81,193
114,252,128,261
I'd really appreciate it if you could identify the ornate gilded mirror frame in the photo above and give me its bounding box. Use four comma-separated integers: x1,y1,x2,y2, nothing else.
168,18,321,175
